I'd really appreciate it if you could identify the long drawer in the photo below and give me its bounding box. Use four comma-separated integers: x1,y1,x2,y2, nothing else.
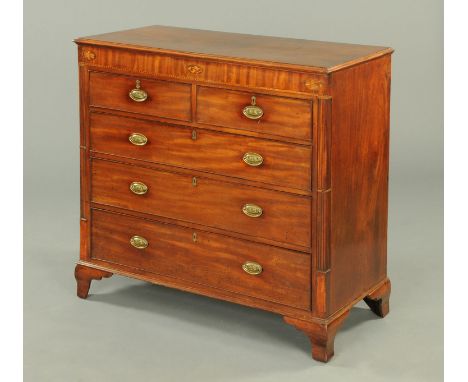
91,209,311,309
90,112,311,191
91,159,311,248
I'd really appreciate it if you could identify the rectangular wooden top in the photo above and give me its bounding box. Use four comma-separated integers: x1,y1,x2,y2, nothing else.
75,25,393,73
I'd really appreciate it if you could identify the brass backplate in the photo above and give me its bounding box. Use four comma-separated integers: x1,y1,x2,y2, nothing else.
242,261,263,275
242,203,263,218
130,235,149,249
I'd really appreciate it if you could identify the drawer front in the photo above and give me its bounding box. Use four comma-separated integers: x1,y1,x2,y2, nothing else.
196,87,312,140
90,113,311,191
91,159,311,248
91,209,310,309
89,72,191,121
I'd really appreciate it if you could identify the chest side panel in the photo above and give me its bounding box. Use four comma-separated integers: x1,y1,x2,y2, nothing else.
328,55,391,314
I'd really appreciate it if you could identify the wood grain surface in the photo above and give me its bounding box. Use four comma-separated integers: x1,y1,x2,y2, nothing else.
91,209,311,309
89,71,191,121
91,159,311,247
76,25,392,72
90,112,311,190
78,45,328,95
196,86,312,140
328,55,391,314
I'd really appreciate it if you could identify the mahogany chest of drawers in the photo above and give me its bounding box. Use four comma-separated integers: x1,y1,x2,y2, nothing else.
74,25,393,362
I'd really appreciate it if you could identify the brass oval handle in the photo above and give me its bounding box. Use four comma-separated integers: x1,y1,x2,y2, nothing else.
130,235,148,249
129,133,148,146
243,152,263,167
242,203,263,218
129,80,148,102
242,96,263,120
242,261,263,275
130,181,148,195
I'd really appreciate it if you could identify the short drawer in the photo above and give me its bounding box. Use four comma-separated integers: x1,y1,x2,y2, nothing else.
89,72,191,121
91,209,310,309
90,113,311,191
91,159,311,248
196,86,312,141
